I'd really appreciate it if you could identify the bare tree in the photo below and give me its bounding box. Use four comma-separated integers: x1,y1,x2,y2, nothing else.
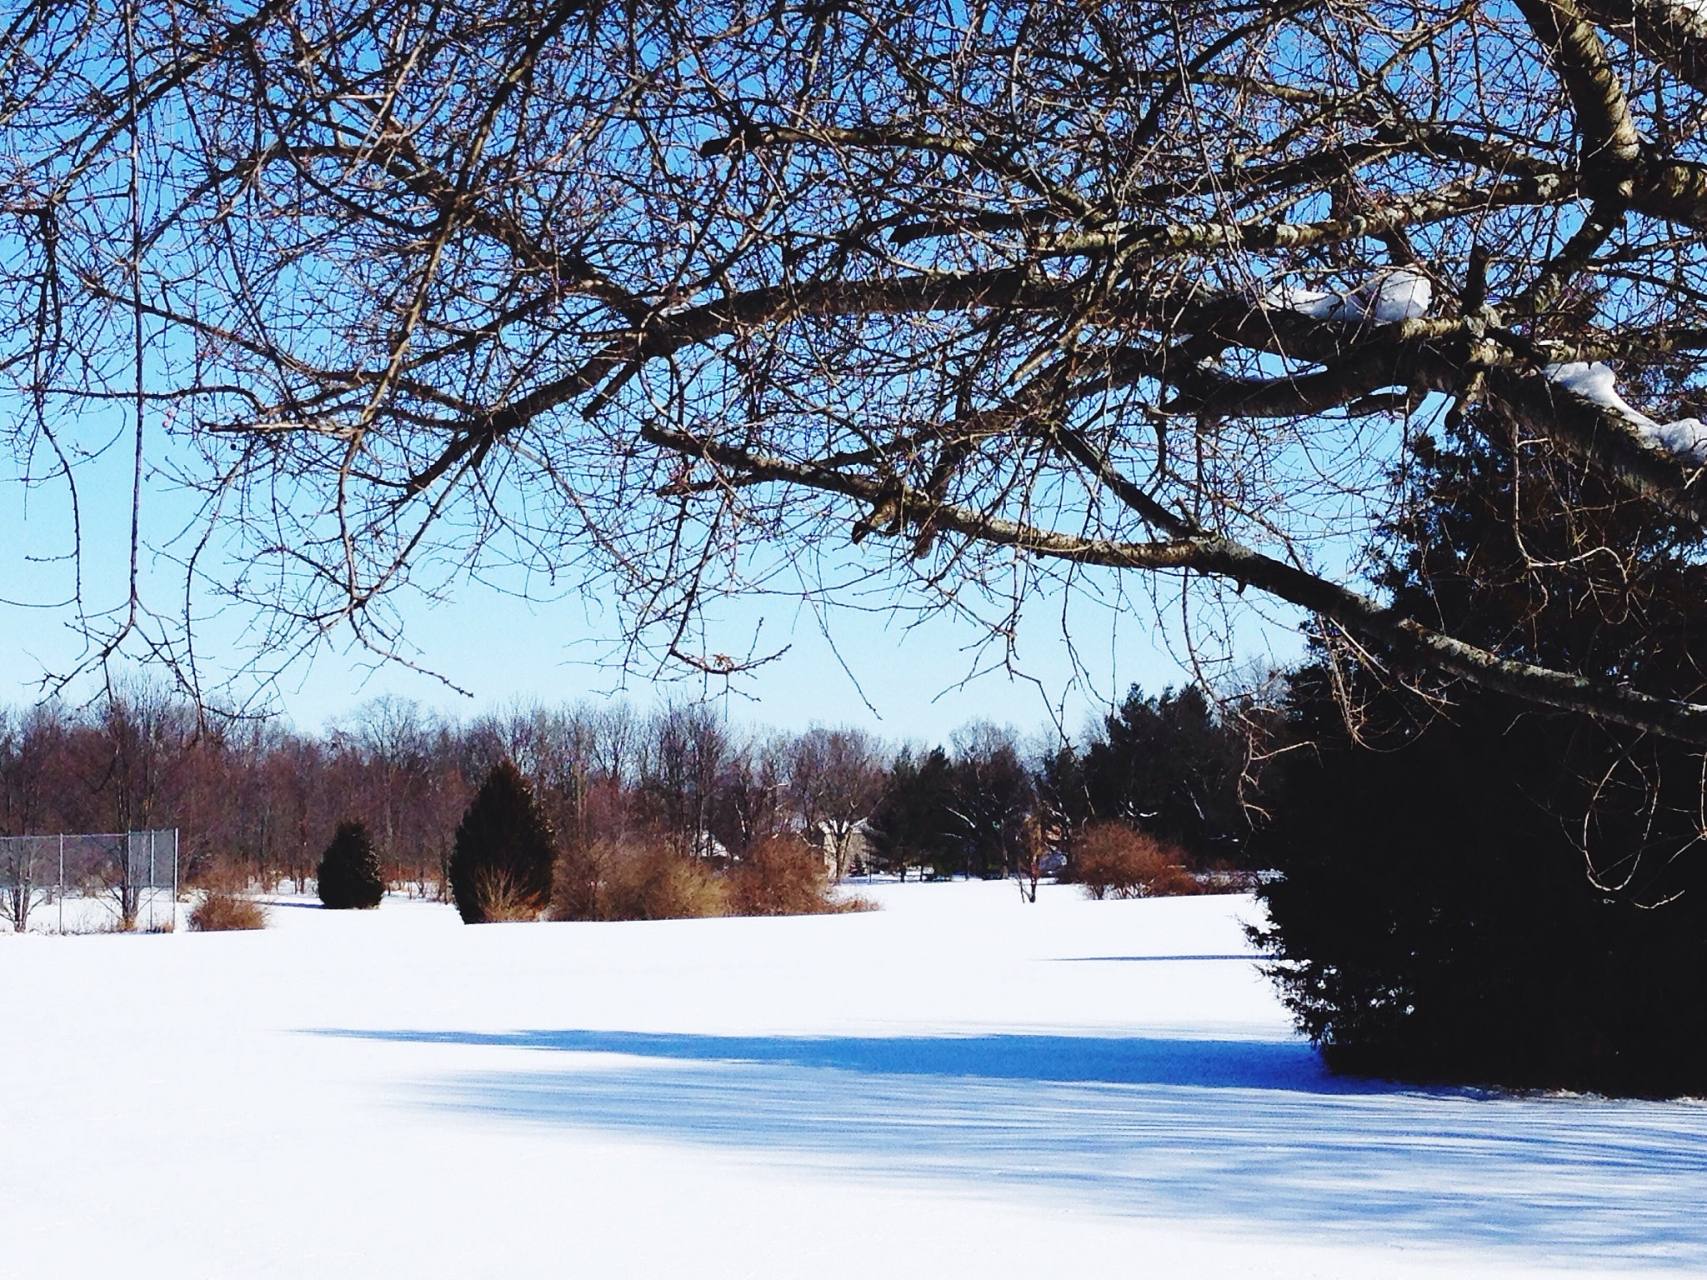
788,727,885,880
0,705,70,836
266,732,327,892
89,680,193,926
0,841,46,933
946,722,1035,880
714,731,790,857
0,710,47,930
13,1,1707,744
346,695,435,878
591,703,641,791
643,704,729,856
468,700,601,848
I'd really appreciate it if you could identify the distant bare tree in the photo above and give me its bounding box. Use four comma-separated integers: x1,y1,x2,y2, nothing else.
788,727,885,880
90,681,193,925
347,696,436,876
644,704,730,855
592,704,642,792
0,842,46,933
0,705,70,837
714,732,790,857
266,732,327,892
468,701,601,848
13,1,1707,744
946,722,1035,880
0,712,48,927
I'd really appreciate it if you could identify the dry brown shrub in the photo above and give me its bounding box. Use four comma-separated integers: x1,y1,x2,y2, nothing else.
188,861,256,893
727,837,840,916
550,840,613,921
189,888,268,931
553,837,727,921
605,843,727,920
551,835,878,922
470,865,545,922
828,892,880,914
1073,823,1201,900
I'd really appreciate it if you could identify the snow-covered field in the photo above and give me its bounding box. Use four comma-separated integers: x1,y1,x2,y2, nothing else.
4,880,1704,1278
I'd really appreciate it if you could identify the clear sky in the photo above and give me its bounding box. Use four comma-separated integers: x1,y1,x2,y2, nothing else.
0,416,1305,743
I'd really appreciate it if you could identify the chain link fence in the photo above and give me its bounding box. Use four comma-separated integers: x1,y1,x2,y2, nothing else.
0,830,179,934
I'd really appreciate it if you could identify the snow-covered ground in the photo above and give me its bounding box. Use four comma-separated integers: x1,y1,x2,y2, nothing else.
4,880,1704,1278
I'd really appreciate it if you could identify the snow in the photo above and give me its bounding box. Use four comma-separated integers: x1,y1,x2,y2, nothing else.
1,887,179,934
1260,268,1433,324
1545,361,1707,463
5,879,1706,1277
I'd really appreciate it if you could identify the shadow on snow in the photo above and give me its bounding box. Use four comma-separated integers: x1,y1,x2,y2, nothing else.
317,1025,1707,1268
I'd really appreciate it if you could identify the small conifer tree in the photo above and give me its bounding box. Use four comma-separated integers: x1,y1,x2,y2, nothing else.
317,820,386,909
449,759,556,923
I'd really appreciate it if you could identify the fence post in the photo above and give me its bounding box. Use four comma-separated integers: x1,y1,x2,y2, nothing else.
58,834,64,935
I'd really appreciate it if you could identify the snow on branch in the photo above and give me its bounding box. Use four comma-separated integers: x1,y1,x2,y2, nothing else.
1258,268,1434,325
1544,361,1707,463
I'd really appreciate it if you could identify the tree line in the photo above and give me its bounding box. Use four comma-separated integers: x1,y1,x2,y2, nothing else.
0,684,1255,896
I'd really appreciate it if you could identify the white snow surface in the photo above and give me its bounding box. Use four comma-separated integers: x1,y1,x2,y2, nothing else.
5,880,1706,1278
1260,267,1433,324
1545,361,1707,462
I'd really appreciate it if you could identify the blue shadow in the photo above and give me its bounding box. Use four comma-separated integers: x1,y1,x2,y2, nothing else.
319,1026,1361,1091
317,1025,1707,1268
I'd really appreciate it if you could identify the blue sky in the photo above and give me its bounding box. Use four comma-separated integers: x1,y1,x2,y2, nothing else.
0,413,1304,742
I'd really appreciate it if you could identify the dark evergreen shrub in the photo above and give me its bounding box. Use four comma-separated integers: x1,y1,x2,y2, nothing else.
946,736,1035,879
316,820,386,909
1252,674,1707,1096
1252,424,1707,1096
449,759,556,923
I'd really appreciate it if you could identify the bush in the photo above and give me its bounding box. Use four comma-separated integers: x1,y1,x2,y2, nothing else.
316,820,386,909
1252,677,1707,1096
551,834,872,922
1242,419,1707,1096
449,759,556,923
603,842,727,921
1072,822,1200,899
467,864,547,921
550,839,612,921
551,837,726,921
189,888,268,931
728,837,841,916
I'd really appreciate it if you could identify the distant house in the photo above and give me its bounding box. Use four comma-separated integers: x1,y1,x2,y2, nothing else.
689,831,731,864
803,819,872,879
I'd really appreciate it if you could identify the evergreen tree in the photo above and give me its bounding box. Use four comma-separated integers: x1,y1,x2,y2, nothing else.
449,759,557,923
946,734,1035,879
1253,423,1707,1095
865,747,956,879
316,820,386,909
1082,685,1248,864
1033,744,1090,853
